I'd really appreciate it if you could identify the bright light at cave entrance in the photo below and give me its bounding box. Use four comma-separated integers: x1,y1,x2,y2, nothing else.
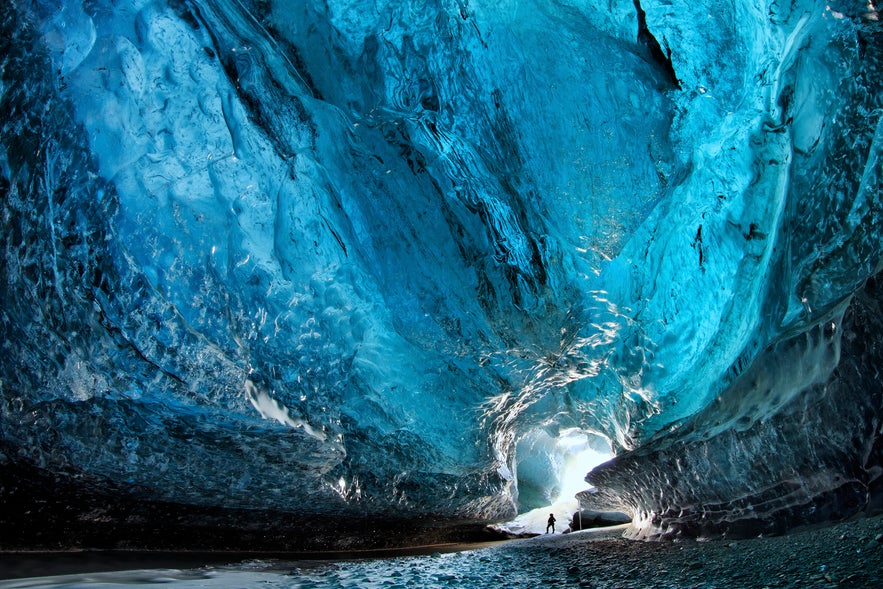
554,445,612,504
499,430,613,535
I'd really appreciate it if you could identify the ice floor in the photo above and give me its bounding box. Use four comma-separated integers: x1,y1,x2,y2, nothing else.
2,516,882,589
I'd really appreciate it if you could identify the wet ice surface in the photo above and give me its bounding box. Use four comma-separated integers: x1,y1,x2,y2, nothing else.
3,516,882,588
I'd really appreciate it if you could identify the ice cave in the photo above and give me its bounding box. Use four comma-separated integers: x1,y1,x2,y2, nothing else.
1,0,882,569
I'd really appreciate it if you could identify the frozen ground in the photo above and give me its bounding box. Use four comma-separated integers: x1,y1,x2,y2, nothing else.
1,515,881,588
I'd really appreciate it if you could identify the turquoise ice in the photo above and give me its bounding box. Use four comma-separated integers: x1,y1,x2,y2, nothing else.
1,0,880,541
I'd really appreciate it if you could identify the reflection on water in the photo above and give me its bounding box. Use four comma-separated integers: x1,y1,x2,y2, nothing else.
0,532,622,589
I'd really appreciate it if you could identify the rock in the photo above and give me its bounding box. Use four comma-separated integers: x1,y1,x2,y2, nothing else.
569,510,632,531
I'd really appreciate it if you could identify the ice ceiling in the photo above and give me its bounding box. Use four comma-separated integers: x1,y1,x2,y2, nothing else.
1,0,881,545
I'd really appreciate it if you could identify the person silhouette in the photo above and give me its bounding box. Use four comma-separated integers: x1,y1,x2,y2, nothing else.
546,513,556,534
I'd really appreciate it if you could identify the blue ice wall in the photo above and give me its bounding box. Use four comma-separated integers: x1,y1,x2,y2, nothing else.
1,0,881,540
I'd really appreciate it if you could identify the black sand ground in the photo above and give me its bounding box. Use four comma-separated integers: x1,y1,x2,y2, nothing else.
490,515,883,588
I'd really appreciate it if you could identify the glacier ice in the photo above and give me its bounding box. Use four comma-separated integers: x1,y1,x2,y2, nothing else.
0,0,881,548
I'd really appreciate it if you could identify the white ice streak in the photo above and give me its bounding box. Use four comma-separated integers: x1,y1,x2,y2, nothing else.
244,379,326,441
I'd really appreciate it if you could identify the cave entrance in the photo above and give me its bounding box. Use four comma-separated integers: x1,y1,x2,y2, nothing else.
501,428,613,535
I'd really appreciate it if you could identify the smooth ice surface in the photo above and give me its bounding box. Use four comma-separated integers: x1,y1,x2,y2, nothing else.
1,0,881,542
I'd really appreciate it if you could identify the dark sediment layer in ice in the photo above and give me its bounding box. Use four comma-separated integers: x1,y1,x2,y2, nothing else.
0,457,510,554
